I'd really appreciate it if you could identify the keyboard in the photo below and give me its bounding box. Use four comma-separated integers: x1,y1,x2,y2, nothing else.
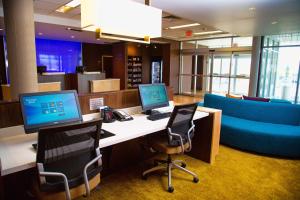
147,112,172,121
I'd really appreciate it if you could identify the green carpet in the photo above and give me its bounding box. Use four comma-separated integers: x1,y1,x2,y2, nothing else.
78,145,300,200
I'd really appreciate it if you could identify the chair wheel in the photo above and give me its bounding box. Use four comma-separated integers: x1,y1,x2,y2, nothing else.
181,163,186,168
193,177,199,183
142,175,147,180
168,186,174,193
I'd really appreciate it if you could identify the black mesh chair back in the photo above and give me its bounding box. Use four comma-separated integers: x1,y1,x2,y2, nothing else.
167,103,198,148
36,119,102,195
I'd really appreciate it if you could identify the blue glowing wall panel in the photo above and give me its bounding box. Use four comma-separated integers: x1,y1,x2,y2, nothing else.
35,38,82,73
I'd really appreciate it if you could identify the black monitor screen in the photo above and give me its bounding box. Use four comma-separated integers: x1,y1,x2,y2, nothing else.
138,83,169,111
20,90,82,133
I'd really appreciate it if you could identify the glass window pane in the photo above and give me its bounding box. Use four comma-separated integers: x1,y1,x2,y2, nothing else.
259,46,300,102
230,78,249,95
182,55,194,74
211,77,229,95
197,38,232,48
263,33,300,47
232,37,253,47
181,75,194,95
212,55,230,76
231,54,251,77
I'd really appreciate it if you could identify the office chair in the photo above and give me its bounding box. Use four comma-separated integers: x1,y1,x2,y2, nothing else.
142,103,199,193
34,119,103,200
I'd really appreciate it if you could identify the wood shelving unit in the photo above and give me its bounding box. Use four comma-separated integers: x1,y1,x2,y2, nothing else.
127,56,142,88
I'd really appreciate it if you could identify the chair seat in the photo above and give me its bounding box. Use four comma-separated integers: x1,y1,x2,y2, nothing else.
150,136,190,154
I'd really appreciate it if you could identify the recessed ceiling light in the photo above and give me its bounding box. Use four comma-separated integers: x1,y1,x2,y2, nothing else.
194,30,223,35
0,29,3,31
249,7,256,11
67,27,72,30
38,32,43,35
56,0,80,13
70,35,75,38
271,21,278,25
168,23,200,29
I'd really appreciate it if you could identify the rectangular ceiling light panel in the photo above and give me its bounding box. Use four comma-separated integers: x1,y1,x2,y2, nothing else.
81,0,162,39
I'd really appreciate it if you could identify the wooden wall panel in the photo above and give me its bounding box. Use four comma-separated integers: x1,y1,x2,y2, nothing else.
82,43,112,73
78,87,173,114
112,43,127,89
162,43,171,86
0,101,23,128
169,41,180,93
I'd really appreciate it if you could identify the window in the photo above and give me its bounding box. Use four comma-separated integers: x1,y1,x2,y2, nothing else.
197,38,232,48
259,33,300,103
179,36,252,97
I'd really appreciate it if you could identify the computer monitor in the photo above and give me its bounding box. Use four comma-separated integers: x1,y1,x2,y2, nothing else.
37,66,47,74
20,90,82,133
138,83,169,114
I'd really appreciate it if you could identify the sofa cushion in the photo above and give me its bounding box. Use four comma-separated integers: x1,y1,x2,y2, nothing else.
270,99,292,104
204,94,300,126
226,94,242,99
221,115,300,157
242,95,270,102
222,115,300,136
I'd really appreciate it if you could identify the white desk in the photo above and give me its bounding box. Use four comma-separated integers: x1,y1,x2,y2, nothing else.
0,108,208,176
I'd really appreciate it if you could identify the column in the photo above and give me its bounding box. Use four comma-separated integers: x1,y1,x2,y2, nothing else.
248,36,262,97
3,0,38,100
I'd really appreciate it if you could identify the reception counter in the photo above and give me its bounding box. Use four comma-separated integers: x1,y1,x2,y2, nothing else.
74,72,106,94
38,72,66,90
90,79,120,93
1,82,61,101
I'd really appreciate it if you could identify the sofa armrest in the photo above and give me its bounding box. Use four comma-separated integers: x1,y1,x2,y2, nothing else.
197,106,222,114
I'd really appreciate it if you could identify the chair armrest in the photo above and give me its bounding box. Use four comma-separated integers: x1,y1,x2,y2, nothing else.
83,148,102,197
168,128,185,153
38,170,71,200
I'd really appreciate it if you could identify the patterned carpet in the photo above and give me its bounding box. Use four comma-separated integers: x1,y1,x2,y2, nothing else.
77,145,300,200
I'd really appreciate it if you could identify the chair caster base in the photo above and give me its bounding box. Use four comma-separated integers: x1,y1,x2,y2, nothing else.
193,177,199,183
142,175,147,180
168,186,174,193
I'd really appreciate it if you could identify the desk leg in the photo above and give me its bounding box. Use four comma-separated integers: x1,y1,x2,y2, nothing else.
188,111,221,164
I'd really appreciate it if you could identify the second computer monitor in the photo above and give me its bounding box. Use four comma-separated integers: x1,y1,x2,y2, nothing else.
138,83,169,114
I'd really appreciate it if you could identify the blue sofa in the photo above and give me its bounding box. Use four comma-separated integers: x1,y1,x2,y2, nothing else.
202,94,300,157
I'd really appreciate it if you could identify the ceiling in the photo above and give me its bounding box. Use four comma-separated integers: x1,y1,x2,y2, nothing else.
149,0,300,37
31,0,229,39
0,0,300,43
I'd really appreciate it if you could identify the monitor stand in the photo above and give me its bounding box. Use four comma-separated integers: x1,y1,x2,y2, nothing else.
144,110,161,115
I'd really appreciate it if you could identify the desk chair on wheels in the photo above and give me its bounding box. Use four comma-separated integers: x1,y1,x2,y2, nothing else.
142,103,199,193
33,119,103,200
